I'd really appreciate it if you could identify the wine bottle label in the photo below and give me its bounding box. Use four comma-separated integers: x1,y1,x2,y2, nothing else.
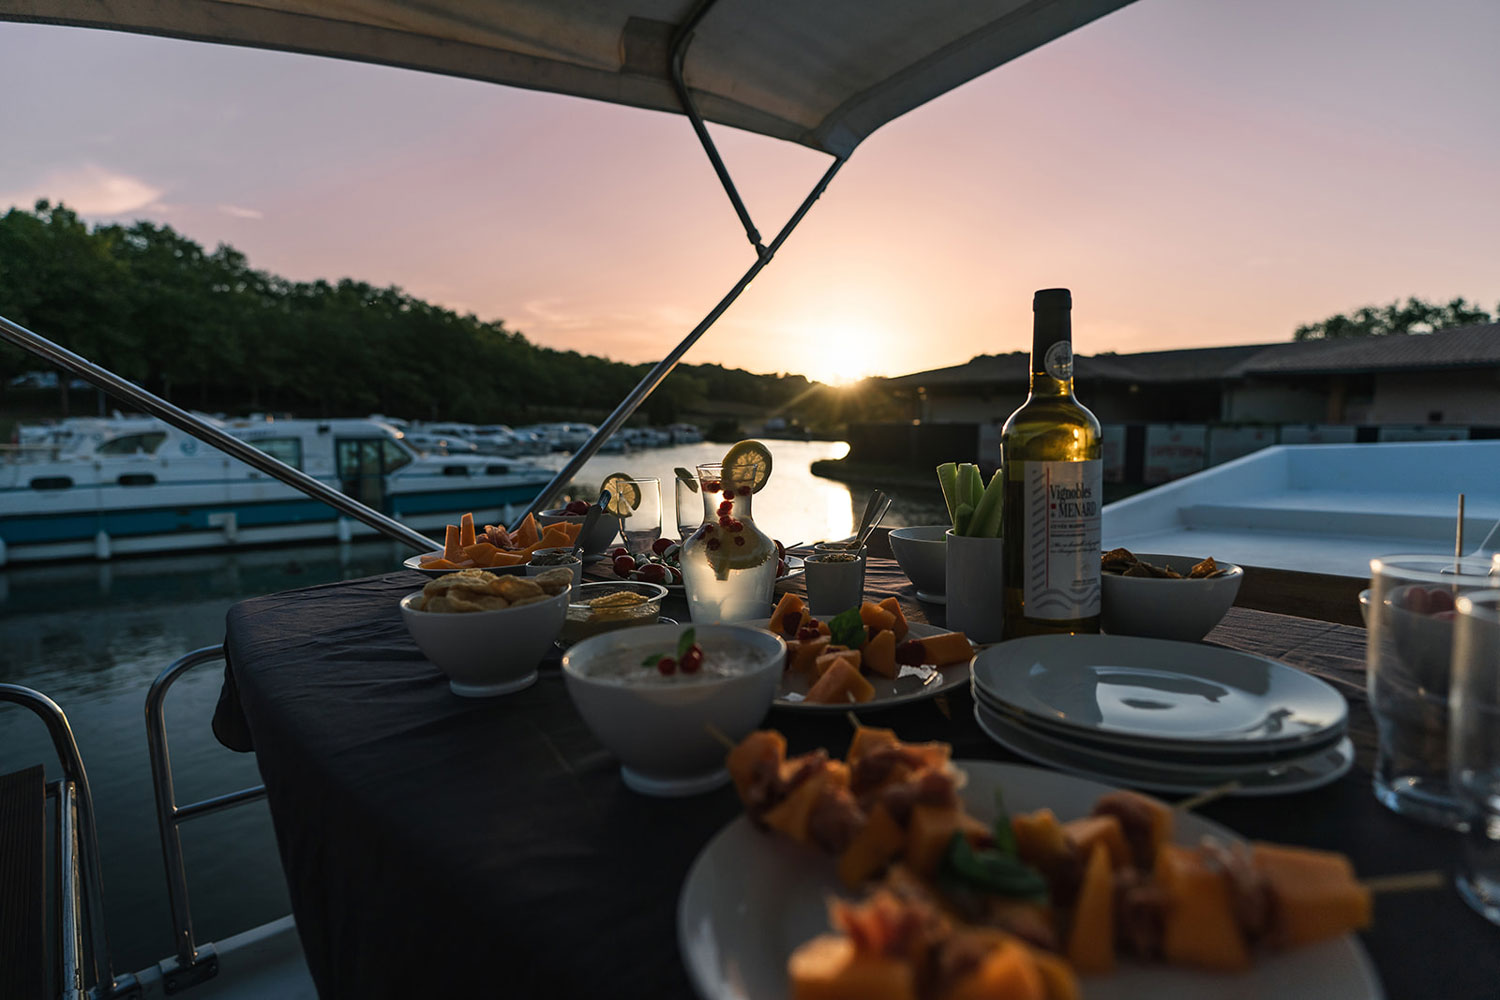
1043,341,1072,380
1020,460,1101,619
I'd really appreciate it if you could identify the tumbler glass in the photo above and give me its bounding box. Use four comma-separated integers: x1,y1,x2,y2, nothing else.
674,475,701,541
1450,589,1500,925
803,551,866,618
617,477,661,554
1367,554,1499,827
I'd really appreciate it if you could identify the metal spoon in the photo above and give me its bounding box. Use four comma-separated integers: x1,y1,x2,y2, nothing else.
571,489,610,559
850,490,884,546
855,494,893,550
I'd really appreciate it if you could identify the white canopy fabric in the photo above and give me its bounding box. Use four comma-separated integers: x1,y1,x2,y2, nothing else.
3,0,1133,156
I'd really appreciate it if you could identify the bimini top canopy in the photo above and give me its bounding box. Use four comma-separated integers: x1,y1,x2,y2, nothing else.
2,0,1132,157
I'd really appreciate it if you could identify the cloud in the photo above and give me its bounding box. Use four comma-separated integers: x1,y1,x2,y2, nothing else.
0,164,163,216
217,204,264,220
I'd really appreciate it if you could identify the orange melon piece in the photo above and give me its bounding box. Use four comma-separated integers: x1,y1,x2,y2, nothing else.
814,649,862,678
461,541,500,567
1012,809,1072,870
538,523,573,547
862,629,897,679
789,637,832,674
1066,843,1115,974
487,551,526,567
805,660,875,705
877,597,910,641
847,726,899,766
837,802,906,889
904,804,961,877
906,632,973,667
1251,842,1371,948
770,593,808,635
727,730,786,801
1156,843,1250,972
763,768,831,844
1032,951,1080,1000
859,601,897,634
458,512,476,547
944,935,1046,1000
788,934,917,1000
418,557,462,570
442,524,463,561
512,513,539,550
1092,790,1174,868
1061,814,1131,870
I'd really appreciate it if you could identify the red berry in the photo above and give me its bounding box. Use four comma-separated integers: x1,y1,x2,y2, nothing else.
668,567,683,584
723,490,735,502
657,656,676,675
612,546,628,557
729,520,743,532
639,563,668,583
734,536,745,546
719,516,734,527
652,537,675,555
701,479,721,493
707,537,721,550
565,499,591,515
738,485,751,496
796,624,820,641
613,555,636,576
680,646,703,673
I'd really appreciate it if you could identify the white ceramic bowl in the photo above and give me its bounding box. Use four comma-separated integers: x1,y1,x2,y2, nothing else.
399,586,569,697
561,623,785,796
888,525,950,602
526,547,584,590
537,508,621,556
1100,553,1244,642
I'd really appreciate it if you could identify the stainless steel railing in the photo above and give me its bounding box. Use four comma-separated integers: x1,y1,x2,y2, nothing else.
145,646,266,990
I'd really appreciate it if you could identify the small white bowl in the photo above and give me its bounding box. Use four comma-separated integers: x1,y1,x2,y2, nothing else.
888,525,950,603
537,508,621,556
526,547,584,590
1100,553,1244,642
562,623,785,796
399,586,569,697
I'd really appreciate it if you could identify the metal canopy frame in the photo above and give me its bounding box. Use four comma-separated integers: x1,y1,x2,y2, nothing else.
0,0,844,547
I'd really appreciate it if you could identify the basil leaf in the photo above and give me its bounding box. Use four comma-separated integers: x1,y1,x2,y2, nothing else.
641,651,664,668
676,627,697,660
828,607,866,649
941,832,1048,899
991,789,1018,857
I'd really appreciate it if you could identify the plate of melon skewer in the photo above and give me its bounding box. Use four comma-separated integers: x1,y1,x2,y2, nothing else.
741,594,976,711
404,512,583,577
679,725,1397,1000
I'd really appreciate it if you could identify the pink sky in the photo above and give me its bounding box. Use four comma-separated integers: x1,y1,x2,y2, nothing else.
2,0,1497,384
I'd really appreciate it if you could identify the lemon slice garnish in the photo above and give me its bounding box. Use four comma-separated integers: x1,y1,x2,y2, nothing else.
599,473,641,516
674,467,699,493
721,440,772,494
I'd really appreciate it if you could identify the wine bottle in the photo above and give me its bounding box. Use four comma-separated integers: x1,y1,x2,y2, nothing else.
1000,288,1102,638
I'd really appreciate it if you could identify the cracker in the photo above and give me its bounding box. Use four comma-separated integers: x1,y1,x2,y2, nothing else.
424,595,454,613
496,576,545,602
534,568,574,595
508,593,552,607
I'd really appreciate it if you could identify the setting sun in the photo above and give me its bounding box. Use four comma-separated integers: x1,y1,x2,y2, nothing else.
784,318,887,386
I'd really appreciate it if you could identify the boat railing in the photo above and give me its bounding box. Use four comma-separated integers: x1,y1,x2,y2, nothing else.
144,645,267,993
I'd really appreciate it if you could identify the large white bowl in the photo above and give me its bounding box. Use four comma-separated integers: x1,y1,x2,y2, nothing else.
537,508,621,556
399,586,569,697
888,525,950,602
561,623,785,796
1100,553,1243,642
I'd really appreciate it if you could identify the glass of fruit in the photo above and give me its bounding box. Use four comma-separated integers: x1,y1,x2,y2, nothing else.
600,474,661,555
680,442,779,623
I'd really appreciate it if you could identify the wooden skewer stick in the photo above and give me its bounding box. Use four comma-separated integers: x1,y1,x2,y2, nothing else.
1174,780,1241,813
846,710,863,730
1363,870,1446,894
704,722,735,750
1455,493,1466,567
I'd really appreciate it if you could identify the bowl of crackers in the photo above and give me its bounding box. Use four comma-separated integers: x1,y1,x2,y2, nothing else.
1099,548,1243,642
399,567,574,697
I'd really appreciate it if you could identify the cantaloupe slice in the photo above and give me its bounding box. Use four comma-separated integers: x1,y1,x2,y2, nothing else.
770,593,807,635
877,597,910,641
814,649,862,678
1156,843,1251,972
512,513,539,549
944,935,1047,1000
727,730,785,800
859,601,897,634
863,629,897,678
1066,842,1115,974
1032,950,1081,1000
847,726,899,766
1092,790,1174,868
418,557,463,570
837,802,906,889
458,512,476,547
763,769,830,843
461,541,500,567
1012,809,1072,870
904,804,961,877
442,524,463,561
789,637,832,674
1061,814,1131,870
900,632,972,667
788,934,917,1000
806,660,874,704
1251,842,1372,948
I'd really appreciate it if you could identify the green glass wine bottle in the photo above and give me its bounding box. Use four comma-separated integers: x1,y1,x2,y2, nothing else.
1000,288,1102,638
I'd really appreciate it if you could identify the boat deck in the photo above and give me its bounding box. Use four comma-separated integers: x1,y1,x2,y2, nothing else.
130,918,315,999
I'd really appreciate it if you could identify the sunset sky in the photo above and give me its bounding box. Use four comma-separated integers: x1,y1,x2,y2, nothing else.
3,0,1497,385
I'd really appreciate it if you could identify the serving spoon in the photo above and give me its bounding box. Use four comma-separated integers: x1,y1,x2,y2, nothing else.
570,489,610,560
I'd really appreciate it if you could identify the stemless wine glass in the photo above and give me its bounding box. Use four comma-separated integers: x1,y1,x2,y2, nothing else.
617,477,662,554
674,474,701,541
1451,589,1500,925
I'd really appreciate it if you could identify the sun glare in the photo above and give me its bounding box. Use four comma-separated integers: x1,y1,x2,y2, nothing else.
797,321,881,386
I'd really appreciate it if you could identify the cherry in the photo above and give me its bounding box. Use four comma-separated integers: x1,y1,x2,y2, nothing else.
613,555,636,576
680,645,703,674
707,537,721,551
638,563,668,584
796,624,821,641
657,656,677,676
701,479,722,493
565,499,591,515
737,485,752,496
611,546,629,557
652,537,676,555
719,516,734,527
734,536,745,546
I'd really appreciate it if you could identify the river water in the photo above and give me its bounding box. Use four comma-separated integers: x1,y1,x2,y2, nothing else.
0,439,947,973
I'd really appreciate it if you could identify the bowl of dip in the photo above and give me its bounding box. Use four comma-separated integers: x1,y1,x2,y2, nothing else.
559,580,669,647
561,623,786,796
526,546,583,590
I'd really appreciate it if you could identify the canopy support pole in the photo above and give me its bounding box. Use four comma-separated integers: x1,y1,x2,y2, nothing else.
518,2,847,520
0,314,438,552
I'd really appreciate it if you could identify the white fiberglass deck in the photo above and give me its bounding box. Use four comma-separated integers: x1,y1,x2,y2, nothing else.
129,918,316,999
1103,441,1500,579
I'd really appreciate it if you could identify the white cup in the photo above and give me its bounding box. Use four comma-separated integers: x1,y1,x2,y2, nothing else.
945,530,1004,643
526,547,584,591
804,551,866,617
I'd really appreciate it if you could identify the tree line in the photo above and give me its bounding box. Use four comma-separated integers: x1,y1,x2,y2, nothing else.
0,201,901,428
1294,296,1495,341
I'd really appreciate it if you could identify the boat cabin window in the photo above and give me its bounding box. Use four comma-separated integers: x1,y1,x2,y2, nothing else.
381,439,412,472
95,432,167,456
251,437,304,471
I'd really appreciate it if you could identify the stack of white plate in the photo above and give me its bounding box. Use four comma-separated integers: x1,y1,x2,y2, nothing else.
970,634,1353,796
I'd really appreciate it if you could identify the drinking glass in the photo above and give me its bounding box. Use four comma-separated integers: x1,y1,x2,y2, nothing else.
1450,589,1500,925
617,477,662,554
674,475,701,541
1367,554,1500,827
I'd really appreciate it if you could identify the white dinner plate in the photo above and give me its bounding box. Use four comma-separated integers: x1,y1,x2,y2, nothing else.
734,620,971,712
402,552,527,577
973,702,1355,796
972,634,1348,751
678,759,1380,1000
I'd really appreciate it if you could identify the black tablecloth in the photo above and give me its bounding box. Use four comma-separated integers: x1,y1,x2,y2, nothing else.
215,558,1498,1000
